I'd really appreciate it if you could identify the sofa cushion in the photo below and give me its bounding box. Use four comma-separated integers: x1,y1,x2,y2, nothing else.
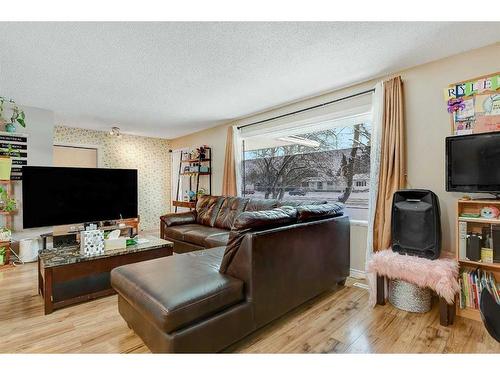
111,247,244,334
214,197,249,229
232,206,298,231
296,203,345,223
245,198,279,212
196,195,224,227
204,232,230,248
183,226,230,247
160,211,197,227
163,224,206,242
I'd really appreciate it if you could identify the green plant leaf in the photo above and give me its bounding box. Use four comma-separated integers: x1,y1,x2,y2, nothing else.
17,118,26,127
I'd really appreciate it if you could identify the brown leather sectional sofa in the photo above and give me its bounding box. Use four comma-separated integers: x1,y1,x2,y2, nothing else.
111,195,350,353
159,195,331,253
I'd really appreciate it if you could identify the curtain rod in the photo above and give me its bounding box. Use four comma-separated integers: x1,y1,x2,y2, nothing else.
236,88,375,130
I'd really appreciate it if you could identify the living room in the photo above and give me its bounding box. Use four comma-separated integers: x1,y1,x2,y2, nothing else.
0,1,499,372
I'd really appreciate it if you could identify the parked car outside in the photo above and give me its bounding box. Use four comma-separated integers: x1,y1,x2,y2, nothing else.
289,188,307,196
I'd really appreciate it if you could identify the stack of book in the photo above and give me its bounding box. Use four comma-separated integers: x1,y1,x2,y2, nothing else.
459,268,499,309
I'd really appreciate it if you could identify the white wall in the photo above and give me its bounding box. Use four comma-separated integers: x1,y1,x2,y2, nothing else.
350,222,368,276
171,42,500,275
12,105,55,240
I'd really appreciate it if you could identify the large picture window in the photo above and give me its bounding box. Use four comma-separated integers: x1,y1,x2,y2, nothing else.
242,112,371,220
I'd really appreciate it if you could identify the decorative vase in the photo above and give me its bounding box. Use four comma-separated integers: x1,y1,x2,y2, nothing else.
5,123,16,133
0,157,12,180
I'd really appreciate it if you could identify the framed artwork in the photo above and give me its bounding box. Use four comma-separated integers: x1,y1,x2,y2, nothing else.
444,72,500,135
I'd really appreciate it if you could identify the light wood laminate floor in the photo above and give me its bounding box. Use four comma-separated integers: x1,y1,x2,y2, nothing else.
0,263,498,353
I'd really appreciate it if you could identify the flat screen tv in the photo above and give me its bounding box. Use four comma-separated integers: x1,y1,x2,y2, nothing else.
22,166,138,228
446,132,500,194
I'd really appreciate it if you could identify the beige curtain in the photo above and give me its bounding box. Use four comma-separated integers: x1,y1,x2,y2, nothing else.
222,126,237,196
373,76,407,251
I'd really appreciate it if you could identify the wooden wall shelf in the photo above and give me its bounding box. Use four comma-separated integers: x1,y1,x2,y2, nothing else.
0,179,15,268
180,172,210,176
172,200,196,209
0,210,17,215
173,147,212,213
181,158,211,163
458,216,500,224
459,259,500,271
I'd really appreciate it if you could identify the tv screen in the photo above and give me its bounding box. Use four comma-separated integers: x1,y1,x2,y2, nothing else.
22,166,138,228
446,132,500,193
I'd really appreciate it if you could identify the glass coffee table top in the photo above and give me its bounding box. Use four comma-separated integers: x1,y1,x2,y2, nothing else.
39,235,173,268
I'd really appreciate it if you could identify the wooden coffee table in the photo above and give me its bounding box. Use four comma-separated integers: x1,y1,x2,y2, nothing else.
38,236,173,314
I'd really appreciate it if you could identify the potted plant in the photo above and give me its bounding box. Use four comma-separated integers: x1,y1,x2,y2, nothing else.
0,145,20,180
0,96,26,133
0,246,6,266
0,186,16,212
0,227,12,242
0,97,10,128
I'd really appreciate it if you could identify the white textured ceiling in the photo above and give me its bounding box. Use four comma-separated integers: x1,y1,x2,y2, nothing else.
0,22,499,139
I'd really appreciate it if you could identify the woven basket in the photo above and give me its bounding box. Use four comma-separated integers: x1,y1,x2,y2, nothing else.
388,279,432,313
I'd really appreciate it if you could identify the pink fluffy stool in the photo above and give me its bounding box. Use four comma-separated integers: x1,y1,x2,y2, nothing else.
366,249,460,326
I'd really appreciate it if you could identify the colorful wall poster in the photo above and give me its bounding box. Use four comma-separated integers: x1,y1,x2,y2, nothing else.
455,98,474,120
444,74,500,100
445,72,500,135
474,115,500,134
483,94,500,115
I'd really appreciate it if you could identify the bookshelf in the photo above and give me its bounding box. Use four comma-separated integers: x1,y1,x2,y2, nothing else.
172,147,212,213
456,199,500,321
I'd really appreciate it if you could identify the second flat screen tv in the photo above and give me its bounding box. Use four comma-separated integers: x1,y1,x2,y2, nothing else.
446,132,500,193
22,166,138,228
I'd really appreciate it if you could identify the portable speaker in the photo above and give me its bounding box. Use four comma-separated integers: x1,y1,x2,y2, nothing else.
466,233,482,261
391,189,441,259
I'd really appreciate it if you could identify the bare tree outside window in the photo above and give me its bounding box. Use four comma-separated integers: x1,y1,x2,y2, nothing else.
242,121,371,220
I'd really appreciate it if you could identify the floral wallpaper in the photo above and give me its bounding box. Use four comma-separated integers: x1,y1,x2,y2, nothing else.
54,126,171,231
